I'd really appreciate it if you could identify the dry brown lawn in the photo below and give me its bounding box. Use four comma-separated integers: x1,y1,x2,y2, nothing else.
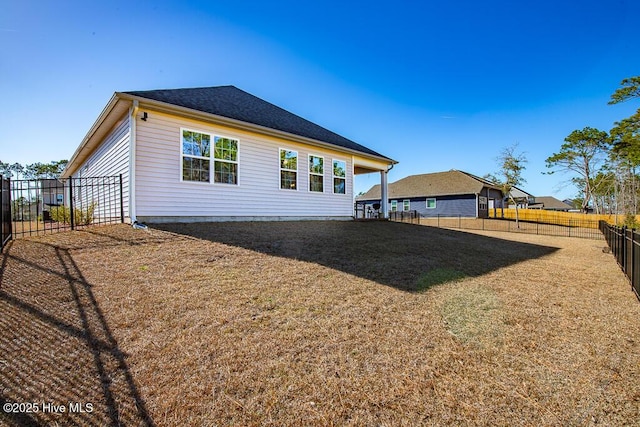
0,221,639,426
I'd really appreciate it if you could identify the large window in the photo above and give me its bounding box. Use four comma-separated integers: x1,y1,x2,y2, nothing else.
426,198,436,209
309,155,324,192
332,159,346,194
280,149,298,190
182,129,238,184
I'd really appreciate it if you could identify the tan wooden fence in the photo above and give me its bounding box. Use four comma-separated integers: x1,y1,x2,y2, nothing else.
489,208,637,228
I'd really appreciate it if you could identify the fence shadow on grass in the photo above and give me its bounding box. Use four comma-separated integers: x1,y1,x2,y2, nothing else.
154,221,560,292
0,239,154,427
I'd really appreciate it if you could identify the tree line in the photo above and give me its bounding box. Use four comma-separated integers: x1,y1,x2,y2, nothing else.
487,76,640,227
545,76,640,221
0,160,68,180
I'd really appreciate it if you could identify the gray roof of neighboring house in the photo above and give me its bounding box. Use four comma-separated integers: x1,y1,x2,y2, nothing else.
532,196,574,210
123,85,393,160
357,170,503,200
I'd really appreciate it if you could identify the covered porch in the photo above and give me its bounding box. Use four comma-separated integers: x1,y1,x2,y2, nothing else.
353,154,395,219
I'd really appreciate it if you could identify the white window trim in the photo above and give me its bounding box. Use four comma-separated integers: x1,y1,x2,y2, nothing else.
403,199,410,211
390,200,398,212
280,148,298,191
212,135,240,186
180,127,240,185
332,158,347,195
426,198,436,209
180,127,212,184
308,154,324,193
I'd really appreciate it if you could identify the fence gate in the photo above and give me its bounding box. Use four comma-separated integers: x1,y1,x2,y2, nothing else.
7,175,124,242
1,176,11,250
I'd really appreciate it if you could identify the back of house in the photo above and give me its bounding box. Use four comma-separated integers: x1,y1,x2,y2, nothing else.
63,86,396,223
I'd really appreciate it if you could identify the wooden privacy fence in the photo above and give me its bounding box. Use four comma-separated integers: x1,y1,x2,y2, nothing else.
600,221,640,301
489,208,636,228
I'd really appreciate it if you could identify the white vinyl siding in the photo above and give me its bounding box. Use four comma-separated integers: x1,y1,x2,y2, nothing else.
71,116,130,219
134,110,354,219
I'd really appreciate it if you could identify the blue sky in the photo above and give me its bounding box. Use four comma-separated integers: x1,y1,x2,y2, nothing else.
1,0,639,199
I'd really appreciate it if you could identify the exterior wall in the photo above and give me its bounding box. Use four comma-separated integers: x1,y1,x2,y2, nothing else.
409,195,477,217
71,115,130,219
134,110,354,220
359,194,480,218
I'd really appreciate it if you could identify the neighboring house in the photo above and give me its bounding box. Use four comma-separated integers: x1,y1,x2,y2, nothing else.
356,170,504,218
40,179,64,208
62,86,396,222
506,185,535,208
527,196,574,211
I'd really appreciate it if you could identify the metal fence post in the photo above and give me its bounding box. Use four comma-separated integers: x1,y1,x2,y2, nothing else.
631,228,635,289
69,178,75,230
119,174,124,223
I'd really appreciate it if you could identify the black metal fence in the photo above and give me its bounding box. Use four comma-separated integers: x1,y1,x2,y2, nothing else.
5,175,124,241
389,210,421,224
420,215,604,240
600,221,640,301
1,176,11,250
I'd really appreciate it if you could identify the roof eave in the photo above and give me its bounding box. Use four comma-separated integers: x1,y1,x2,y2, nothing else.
117,92,397,165
62,94,131,178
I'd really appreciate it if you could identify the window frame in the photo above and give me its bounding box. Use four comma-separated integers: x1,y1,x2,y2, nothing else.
280,148,298,190
332,159,347,195
390,200,398,212
403,199,410,211
180,128,239,185
180,128,212,184
308,154,324,193
212,135,239,185
426,198,436,209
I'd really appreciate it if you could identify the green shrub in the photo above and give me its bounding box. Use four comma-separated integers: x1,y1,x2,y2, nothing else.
50,206,71,223
49,203,96,225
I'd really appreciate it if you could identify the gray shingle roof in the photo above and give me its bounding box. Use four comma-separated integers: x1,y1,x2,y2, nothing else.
532,196,574,211
357,170,502,200
123,85,391,160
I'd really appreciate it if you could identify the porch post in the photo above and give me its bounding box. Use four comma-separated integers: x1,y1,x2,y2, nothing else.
380,169,389,218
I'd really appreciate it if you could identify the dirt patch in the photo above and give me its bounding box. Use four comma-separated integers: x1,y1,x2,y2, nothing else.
1,222,639,426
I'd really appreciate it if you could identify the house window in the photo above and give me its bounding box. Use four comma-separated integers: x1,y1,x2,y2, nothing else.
182,129,238,184
182,130,211,182
479,196,488,211
309,155,324,192
333,159,346,194
213,136,238,184
280,149,298,190
390,200,398,212
403,200,410,211
426,198,436,209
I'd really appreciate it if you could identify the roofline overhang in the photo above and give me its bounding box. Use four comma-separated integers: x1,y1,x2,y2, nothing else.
62,94,131,178
117,92,398,166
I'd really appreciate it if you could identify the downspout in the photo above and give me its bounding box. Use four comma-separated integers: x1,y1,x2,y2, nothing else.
128,100,138,223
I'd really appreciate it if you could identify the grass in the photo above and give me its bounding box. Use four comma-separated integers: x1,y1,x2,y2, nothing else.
1,221,639,426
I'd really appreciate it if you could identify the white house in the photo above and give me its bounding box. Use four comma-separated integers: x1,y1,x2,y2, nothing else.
62,86,396,223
